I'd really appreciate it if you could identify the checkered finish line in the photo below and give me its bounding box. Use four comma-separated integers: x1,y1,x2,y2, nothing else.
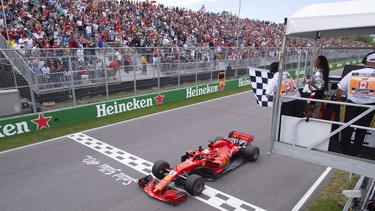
68,133,266,211
249,68,273,107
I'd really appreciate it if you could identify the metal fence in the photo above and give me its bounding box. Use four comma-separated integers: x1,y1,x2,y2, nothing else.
0,44,371,118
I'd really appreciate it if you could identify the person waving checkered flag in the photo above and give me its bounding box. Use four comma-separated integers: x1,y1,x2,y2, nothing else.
249,68,274,107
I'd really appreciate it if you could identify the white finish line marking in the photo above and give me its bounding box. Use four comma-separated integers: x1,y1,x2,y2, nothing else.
68,132,266,211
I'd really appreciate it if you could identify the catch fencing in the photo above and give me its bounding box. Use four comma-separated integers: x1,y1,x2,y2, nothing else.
0,41,370,118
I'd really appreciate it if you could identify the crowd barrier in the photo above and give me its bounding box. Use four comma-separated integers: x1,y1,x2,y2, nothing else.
0,45,370,118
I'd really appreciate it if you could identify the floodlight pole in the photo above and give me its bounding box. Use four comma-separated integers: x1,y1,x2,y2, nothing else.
309,31,321,75
236,0,241,47
238,0,241,19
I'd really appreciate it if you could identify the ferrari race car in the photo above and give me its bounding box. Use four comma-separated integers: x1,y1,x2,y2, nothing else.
138,131,260,205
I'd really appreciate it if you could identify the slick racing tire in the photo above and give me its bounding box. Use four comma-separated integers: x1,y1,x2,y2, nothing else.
184,174,205,196
152,160,170,179
244,145,260,162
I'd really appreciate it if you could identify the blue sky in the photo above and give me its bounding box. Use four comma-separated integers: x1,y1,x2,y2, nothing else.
148,0,354,23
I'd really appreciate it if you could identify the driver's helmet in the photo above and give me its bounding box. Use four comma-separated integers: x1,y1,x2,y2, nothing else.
203,149,210,155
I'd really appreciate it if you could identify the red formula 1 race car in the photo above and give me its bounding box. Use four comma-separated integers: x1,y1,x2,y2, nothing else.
138,131,260,205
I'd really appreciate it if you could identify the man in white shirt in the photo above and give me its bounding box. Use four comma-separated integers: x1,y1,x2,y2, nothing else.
33,31,44,40
77,47,84,62
336,53,375,156
38,59,45,71
116,49,122,64
77,19,83,33
95,59,103,79
25,35,34,49
86,24,92,38
41,63,51,87
18,35,27,49
265,62,302,117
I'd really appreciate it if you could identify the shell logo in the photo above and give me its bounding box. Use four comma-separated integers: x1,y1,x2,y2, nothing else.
222,156,230,166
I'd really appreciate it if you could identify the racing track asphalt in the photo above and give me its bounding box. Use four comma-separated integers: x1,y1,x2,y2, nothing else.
0,91,328,211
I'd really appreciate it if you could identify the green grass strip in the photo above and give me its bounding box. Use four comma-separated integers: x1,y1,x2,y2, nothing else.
307,171,360,210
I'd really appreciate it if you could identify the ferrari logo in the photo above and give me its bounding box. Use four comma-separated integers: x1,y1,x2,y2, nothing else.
202,162,205,166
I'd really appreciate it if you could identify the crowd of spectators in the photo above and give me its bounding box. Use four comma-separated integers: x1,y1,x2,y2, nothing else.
0,0,371,52
0,0,372,88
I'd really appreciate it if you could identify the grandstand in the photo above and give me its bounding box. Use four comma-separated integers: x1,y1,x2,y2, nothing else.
1,0,370,49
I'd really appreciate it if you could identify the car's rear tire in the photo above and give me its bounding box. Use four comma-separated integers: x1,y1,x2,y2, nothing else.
184,174,205,196
152,160,170,179
244,145,260,162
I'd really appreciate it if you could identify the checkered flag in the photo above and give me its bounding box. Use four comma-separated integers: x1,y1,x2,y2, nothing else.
249,68,273,107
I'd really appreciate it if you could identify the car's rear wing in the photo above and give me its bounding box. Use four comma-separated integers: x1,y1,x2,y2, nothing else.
229,131,254,142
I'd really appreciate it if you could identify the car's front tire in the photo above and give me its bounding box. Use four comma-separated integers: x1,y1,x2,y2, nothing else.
184,174,205,196
152,160,170,179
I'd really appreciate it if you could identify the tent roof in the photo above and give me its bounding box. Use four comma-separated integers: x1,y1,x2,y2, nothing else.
285,0,375,39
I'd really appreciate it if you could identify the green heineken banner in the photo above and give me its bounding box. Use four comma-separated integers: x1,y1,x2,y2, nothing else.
0,78,250,139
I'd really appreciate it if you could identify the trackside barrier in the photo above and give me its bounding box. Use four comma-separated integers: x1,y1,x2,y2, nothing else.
0,78,250,139
0,46,366,120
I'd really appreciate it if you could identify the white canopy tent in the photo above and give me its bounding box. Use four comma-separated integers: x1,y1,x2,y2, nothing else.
285,0,375,39
270,0,375,178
